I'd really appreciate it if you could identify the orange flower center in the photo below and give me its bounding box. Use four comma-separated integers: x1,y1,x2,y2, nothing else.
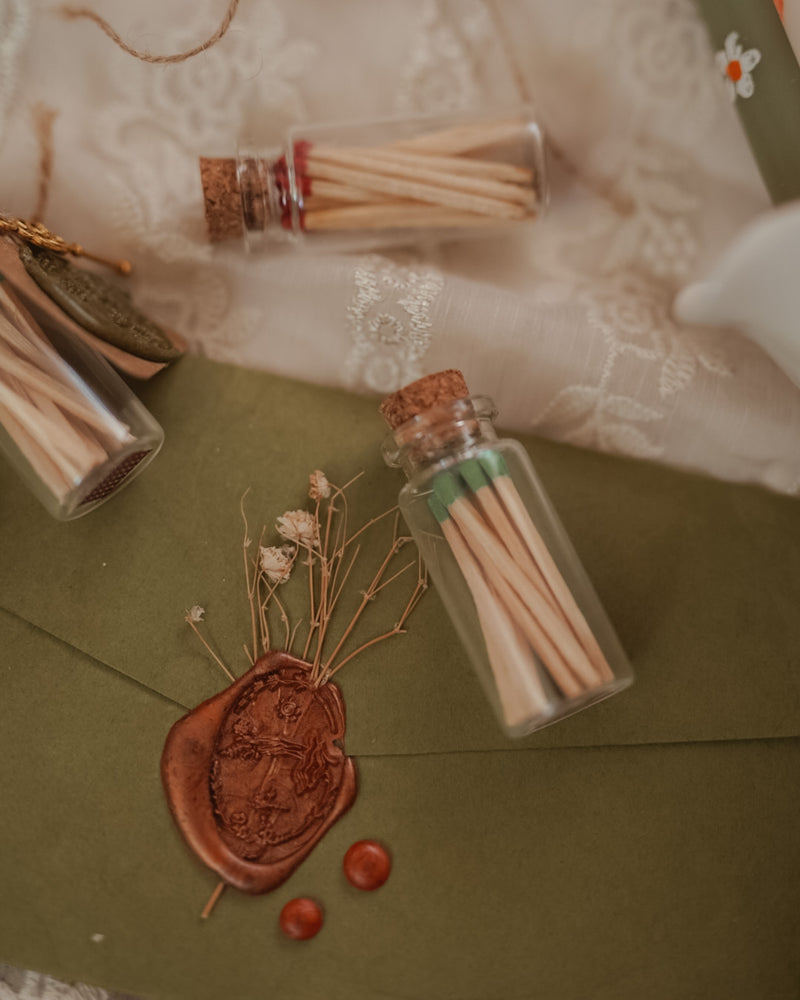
727,59,743,82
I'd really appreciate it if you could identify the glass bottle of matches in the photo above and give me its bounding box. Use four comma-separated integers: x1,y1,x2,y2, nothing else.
0,279,164,520
381,370,632,738
199,107,547,253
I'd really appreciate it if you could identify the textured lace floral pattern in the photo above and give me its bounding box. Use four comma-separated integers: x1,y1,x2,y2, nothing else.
393,0,493,114
0,964,134,1000
0,0,28,152
519,0,751,465
343,254,445,393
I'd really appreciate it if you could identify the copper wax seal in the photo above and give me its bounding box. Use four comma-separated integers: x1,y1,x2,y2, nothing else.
161,651,357,894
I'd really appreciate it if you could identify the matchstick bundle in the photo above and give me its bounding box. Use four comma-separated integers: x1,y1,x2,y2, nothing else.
296,118,538,232
428,452,615,732
201,116,542,242
0,281,158,517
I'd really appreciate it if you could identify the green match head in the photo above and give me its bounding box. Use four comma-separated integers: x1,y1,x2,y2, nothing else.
478,450,509,481
432,469,465,509
427,494,451,523
457,458,490,493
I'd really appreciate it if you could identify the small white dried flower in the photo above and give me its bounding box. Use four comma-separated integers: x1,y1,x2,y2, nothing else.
259,544,294,584
308,469,331,501
185,605,205,623
276,509,318,548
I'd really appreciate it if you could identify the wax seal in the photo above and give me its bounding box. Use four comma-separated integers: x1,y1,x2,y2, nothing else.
343,840,392,890
19,244,180,363
161,651,357,895
279,897,324,940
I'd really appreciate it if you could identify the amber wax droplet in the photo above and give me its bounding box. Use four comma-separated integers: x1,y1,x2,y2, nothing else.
343,840,392,891
279,897,323,941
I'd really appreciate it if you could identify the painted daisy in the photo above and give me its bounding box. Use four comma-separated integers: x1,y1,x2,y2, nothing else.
716,31,761,101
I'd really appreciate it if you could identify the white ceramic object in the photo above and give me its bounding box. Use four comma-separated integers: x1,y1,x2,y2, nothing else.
674,201,800,389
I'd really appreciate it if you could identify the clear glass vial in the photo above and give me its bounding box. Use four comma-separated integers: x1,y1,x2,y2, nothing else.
0,280,164,519
199,106,547,253
381,370,632,738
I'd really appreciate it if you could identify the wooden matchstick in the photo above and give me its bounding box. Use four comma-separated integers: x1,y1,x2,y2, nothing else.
303,178,396,205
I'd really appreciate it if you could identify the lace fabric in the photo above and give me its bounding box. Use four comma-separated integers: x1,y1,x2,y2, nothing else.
0,0,28,152
0,963,134,1000
0,0,799,991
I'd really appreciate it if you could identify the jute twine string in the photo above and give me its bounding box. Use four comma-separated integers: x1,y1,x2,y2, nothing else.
56,0,240,64
31,102,58,224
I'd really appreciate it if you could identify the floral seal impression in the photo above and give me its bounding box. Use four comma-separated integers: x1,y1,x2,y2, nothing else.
162,651,357,894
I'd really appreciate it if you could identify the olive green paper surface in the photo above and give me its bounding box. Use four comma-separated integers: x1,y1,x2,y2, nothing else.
1,611,798,1000
0,355,799,755
1,356,800,998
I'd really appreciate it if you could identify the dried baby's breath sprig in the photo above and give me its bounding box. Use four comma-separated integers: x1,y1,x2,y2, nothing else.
239,470,427,686
259,544,295,584
183,606,235,683
308,469,331,501
276,509,318,548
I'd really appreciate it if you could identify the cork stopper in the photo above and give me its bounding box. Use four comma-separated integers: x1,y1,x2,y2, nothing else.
199,157,244,243
380,369,470,430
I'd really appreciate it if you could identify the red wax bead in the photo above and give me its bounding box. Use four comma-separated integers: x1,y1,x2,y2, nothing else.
343,840,391,890
279,897,323,940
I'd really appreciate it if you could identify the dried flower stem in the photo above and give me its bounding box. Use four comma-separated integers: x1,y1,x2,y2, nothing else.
317,536,408,683
235,471,427,686
185,618,235,683
322,554,427,682
327,544,361,619
288,618,303,656
239,491,258,665
345,504,399,548
200,880,226,920
272,590,291,651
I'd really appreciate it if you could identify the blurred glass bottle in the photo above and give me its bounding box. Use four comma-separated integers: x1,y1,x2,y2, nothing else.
0,279,164,519
381,369,633,738
200,106,547,253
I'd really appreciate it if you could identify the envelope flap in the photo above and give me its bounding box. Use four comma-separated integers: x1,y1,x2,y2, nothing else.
1,355,799,755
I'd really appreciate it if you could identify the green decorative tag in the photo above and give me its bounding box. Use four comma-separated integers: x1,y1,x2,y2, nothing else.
19,243,180,363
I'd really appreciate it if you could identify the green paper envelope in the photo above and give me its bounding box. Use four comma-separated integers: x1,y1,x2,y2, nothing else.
1,356,799,999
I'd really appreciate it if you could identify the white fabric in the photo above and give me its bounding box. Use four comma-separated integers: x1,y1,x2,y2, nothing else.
0,0,797,499
0,963,132,1000
0,0,797,991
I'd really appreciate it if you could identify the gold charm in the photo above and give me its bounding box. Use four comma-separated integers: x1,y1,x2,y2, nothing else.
0,215,132,276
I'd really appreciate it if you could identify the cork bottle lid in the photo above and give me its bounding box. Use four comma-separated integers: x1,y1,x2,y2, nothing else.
198,157,244,243
380,369,470,429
